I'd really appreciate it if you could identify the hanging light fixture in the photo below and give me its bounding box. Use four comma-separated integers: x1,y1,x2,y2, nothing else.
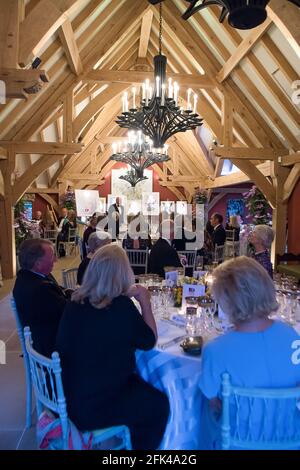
116,3,203,148
110,130,170,187
148,0,300,30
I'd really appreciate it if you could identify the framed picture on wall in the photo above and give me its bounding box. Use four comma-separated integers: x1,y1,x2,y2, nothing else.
176,201,188,215
97,197,106,214
142,192,160,216
161,201,175,215
75,189,99,217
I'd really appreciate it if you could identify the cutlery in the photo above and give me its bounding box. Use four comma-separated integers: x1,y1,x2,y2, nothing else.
158,335,185,350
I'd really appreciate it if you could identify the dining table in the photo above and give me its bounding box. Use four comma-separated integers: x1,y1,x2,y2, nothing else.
136,313,205,450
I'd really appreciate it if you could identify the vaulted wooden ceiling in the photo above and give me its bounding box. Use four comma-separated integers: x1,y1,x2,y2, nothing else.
0,0,299,206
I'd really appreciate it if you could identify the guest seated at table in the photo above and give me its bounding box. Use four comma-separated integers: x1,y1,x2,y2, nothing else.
199,256,300,449
149,219,181,278
122,214,152,251
210,213,226,247
82,216,98,258
172,215,196,251
225,215,240,241
13,239,69,357
249,224,274,278
56,244,169,450
77,231,111,285
57,209,77,257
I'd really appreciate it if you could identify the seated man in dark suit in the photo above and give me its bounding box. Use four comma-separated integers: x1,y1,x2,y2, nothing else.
149,220,181,278
210,213,226,247
13,239,68,357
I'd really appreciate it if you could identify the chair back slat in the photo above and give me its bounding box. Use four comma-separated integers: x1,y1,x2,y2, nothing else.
125,249,148,273
10,297,32,428
221,372,300,450
225,230,235,242
24,327,69,449
214,245,225,263
177,250,197,270
62,268,78,289
24,326,132,450
225,241,240,258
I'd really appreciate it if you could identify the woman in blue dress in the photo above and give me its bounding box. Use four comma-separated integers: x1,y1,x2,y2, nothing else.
199,256,300,449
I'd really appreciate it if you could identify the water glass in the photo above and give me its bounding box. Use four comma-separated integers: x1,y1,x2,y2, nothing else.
186,306,198,337
161,286,173,319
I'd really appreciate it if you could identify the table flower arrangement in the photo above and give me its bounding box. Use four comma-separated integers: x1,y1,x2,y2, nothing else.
243,185,272,225
173,276,206,308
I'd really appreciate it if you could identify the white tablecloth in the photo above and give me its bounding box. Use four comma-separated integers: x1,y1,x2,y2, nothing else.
136,319,203,450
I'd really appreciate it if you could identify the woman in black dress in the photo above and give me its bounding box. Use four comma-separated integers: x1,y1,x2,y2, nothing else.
56,244,169,450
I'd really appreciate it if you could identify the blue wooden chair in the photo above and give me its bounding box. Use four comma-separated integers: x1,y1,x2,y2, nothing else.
10,297,32,429
221,372,300,450
24,326,132,450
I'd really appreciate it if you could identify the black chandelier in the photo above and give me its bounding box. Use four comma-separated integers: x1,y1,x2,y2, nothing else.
148,0,300,30
110,131,170,187
116,3,203,148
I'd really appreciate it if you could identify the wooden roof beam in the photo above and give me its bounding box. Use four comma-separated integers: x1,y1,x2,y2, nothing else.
216,18,272,83
0,68,49,99
267,0,300,57
0,0,22,68
85,70,215,89
25,187,59,194
58,19,83,76
280,152,300,166
283,163,300,201
19,0,82,66
0,141,83,154
215,146,290,159
203,162,271,188
138,10,153,59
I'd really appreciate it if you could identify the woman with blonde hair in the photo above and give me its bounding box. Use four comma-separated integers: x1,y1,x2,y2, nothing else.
225,215,240,241
56,244,169,450
199,256,300,449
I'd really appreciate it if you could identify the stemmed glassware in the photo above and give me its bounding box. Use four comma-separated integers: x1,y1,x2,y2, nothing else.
198,296,217,336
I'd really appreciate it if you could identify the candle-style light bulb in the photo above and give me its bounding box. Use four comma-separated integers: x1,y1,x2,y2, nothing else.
161,84,166,106
145,79,150,106
123,92,128,112
174,82,179,106
193,93,198,114
187,88,192,111
149,86,153,100
164,144,169,155
112,143,117,154
149,139,153,153
156,76,160,97
168,78,173,99
132,87,136,109
142,83,146,101
118,142,121,153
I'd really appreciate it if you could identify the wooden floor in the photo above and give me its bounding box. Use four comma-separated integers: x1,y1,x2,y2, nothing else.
0,253,80,450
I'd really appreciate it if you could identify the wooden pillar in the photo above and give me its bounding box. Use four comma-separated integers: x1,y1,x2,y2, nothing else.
0,197,16,279
0,148,16,278
271,162,290,268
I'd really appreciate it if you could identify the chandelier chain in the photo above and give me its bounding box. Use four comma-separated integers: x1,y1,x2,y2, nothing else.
159,2,162,55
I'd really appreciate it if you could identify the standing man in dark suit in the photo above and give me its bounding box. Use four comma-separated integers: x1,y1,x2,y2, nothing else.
13,239,68,357
210,213,226,247
108,197,124,240
149,220,181,278
56,207,68,256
